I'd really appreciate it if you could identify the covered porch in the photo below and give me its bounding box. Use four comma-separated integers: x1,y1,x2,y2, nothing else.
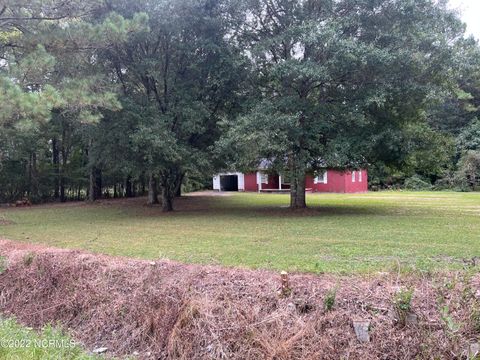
256,172,313,193
256,172,291,192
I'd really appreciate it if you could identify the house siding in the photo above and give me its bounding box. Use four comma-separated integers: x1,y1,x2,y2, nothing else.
214,169,368,193
344,170,368,193
244,173,258,192
311,171,347,193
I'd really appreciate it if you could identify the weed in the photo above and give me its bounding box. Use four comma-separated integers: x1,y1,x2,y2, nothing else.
324,286,338,312
471,305,480,334
393,287,414,326
22,252,35,266
440,305,460,334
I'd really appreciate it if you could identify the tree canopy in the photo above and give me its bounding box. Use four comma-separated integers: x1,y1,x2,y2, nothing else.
1,0,479,208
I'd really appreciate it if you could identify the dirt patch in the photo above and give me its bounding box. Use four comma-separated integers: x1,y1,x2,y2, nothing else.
0,219,14,226
0,239,479,359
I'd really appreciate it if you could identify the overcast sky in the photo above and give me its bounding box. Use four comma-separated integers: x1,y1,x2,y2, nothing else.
448,0,480,40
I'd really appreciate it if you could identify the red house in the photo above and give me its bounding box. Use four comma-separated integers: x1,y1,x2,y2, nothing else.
213,168,368,193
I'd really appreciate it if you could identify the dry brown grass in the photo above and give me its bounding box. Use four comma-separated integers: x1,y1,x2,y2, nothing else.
0,239,479,359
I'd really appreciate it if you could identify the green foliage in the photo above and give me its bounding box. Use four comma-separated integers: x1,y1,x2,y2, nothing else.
457,118,480,153
455,151,480,190
404,175,432,191
99,0,244,209
440,305,461,334
471,305,480,334
0,0,479,207
221,0,467,206
393,287,414,326
323,287,338,312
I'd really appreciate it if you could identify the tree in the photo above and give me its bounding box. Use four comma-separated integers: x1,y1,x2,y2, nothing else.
222,0,466,208
102,0,243,210
0,0,146,202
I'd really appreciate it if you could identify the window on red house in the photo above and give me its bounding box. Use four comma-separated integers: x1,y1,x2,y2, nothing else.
314,170,327,184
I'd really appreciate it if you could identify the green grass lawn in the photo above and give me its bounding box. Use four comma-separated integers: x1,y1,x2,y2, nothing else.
0,317,100,360
1,191,479,274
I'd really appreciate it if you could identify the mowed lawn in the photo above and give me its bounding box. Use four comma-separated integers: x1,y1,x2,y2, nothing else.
0,191,479,274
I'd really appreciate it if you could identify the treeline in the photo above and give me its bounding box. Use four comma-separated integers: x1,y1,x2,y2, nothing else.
1,0,479,210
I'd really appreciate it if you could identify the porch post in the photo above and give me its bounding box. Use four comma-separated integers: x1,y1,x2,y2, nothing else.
278,175,282,190
257,172,262,193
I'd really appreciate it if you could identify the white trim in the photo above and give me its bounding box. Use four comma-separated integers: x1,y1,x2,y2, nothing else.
352,171,356,183
237,173,245,190
314,170,328,184
257,171,268,185
358,170,362,183
261,173,269,184
213,175,220,190
256,171,262,192
212,172,245,191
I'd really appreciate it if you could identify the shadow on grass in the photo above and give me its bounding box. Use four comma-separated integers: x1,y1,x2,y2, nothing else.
0,194,405,221
121,195,393,219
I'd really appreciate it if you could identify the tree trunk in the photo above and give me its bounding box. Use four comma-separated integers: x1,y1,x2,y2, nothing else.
31,152,38,200
59,128,69,203
147,173,159,205
60,165,66,202
88,168,95,202
140,173,146,195
175,173,184,197
94,169,102,199
125,176,133,198
161,187,174,212
88,167,101,202
158,167,182,212
59,177,65,202
289,155,307,209
52,137,60,200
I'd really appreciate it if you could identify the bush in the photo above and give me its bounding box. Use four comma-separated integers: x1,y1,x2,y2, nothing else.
404,175,432,190
455,151,480,191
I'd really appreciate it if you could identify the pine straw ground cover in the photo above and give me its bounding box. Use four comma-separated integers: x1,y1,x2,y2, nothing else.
0,240,479,359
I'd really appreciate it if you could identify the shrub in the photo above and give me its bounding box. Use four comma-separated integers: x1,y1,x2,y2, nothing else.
404,175,432,190
455,151,480,191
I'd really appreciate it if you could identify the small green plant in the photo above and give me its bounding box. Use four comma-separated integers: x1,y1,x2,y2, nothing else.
440,305,460,333
279,271,292,298
393,287,414,326
324,286,338,312
0,256,5,273
471,305,480,334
